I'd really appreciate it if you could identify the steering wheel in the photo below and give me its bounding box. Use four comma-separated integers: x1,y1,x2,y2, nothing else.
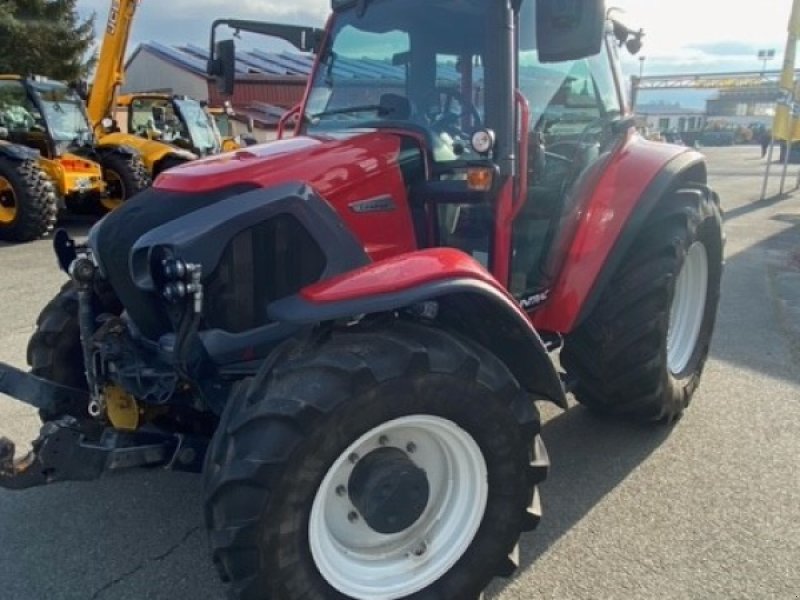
424,87,482,139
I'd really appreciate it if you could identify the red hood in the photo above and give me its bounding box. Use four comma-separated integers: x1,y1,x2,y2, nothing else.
156,131,404,197
154,131,419,261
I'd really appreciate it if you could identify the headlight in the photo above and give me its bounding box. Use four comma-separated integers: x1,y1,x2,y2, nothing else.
471,129,496,155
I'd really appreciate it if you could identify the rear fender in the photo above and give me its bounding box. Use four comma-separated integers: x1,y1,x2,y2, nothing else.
269,248,567,407
97,133,196,172
532,137,712,333
0,142,39,161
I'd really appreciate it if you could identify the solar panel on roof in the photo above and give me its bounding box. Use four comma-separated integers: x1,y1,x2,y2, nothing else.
146,41,208,74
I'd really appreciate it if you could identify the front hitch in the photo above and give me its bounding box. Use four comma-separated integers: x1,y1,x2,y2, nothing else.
0,362,207,490
0,416,207,490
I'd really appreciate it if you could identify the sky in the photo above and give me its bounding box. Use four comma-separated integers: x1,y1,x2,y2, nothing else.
78,0,794,107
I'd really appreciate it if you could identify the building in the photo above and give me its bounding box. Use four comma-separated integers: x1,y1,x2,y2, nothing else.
705,84,778,128
635,102,706,134
123,42,310,128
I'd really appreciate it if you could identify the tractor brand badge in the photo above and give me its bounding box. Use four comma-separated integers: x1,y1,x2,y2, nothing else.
107,0,121,35
520,289,550,310
349,195,396,213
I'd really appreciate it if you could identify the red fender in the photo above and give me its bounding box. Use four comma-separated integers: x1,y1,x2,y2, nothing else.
268,248,567,407
531,132,707,333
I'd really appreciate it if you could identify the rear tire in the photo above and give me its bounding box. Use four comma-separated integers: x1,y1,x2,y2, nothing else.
0,157,57,242
562,188,723,422
204,321,548,600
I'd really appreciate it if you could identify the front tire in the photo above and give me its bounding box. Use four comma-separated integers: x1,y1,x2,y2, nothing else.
204,321,548,600
0,157,57,242
562,188,723,422
26,281,121,420
97,152,151,213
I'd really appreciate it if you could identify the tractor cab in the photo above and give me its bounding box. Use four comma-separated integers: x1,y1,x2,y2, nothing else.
300,0,632,302
210,0,640,306
118,93,222,157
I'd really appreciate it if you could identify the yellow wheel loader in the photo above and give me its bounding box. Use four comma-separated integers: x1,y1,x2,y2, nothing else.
0,75,149,218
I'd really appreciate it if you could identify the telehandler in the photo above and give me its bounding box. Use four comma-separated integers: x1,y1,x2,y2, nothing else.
0,75,149,229
85,0,198,178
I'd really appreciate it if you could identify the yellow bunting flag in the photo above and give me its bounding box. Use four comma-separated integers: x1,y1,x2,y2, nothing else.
774,0,800,141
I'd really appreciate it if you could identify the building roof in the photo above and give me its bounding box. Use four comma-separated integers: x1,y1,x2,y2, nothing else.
636,102,705,116
128,41,468,83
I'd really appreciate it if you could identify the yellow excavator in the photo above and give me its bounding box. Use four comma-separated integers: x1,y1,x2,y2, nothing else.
86,0,198,178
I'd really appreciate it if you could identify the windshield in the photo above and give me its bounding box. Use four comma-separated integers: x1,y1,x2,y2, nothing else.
31,82,92,144
130,96,220,155
174,98,221,154
0,80,90,145
305,0,492,163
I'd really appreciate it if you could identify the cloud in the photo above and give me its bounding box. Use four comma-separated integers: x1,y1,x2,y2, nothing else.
686,41,762,57
79,0,329,50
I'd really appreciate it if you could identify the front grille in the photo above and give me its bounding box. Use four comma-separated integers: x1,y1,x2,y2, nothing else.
204,214,326,333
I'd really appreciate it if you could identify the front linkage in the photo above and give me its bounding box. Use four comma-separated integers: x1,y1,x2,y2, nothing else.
0,362,207,490
0,237,207,490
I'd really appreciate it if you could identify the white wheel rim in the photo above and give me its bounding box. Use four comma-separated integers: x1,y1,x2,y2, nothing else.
309,415,489,600
666,241,709,375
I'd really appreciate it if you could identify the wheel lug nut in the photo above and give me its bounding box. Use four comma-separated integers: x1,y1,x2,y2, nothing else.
336,485,347,497
406,442,417,454
348,511,359,523
378,435,389,446
411,541,427,556
348,453,359,464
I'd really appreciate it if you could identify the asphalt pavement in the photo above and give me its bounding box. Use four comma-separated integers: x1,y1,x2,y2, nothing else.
1,145,798,599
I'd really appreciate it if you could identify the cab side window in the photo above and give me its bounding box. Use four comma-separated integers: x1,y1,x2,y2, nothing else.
511,36,623,300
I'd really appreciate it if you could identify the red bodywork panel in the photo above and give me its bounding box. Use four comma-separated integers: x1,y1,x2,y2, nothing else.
155,124,693,336
156,132,417,263
530,132,693,333
302,247,504,303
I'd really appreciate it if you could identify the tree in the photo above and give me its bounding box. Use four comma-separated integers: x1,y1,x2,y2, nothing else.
0,0,95,82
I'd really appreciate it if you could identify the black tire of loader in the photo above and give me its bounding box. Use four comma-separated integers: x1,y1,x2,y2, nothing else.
203,321,549,600
562,189,723,423
0,157,58,243
153,155,191,179
95,152,152,214
26,281,121,420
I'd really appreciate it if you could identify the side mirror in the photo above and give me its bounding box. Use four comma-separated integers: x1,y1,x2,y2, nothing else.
69,80,89,100
536,0,606,63
208,39,236,96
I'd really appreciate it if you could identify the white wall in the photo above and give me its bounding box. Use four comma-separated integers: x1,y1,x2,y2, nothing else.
123,50,208,101
639,113,706,132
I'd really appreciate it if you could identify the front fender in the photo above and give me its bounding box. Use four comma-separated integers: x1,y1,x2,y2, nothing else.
269,248,567,407
97,133,196,171
0,142,39,161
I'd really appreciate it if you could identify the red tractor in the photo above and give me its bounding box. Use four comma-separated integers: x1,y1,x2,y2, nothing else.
0,1,723,598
